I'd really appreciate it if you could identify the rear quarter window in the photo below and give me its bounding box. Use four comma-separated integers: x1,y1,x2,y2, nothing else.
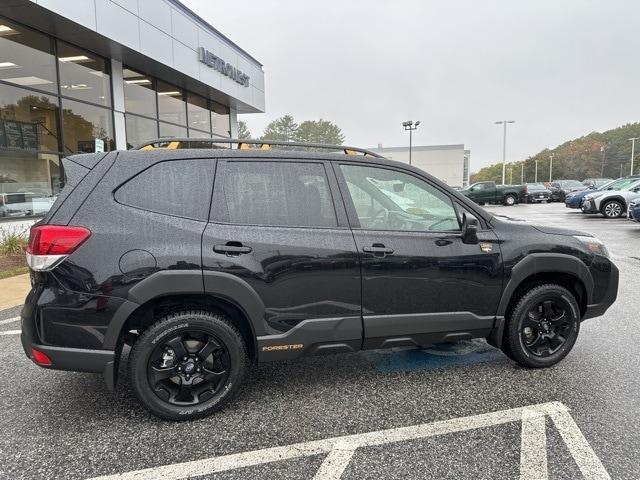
114,158,215,221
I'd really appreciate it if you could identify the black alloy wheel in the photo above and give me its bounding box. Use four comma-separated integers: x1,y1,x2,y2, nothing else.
129,311,248,421
148,331,230,406
504,284,580,368
521,300,571,357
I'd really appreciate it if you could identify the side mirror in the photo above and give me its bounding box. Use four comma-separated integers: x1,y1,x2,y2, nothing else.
461,213,479,244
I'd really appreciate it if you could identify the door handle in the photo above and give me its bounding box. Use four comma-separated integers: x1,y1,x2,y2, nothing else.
213,242,253,256
363,244,394,257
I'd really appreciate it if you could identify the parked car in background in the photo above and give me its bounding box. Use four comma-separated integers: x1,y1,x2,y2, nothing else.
459,181,525,206
582,178,613,189
565,177,637,209
547,180,587,202
581,177,640,218
629,198,640,223
544,182,564,202
523,183,551,203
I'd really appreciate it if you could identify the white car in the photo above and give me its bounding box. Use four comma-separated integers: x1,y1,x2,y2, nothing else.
581,177,640,218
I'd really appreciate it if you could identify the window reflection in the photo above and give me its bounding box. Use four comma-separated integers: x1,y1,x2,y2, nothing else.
126,114,158,149
187,93,210,133
0,150,60,218
62,99,114,153
159,122,187,138
157,81,186,126
123,68,156,118
58,41,111,107
211,101,230,137
0,19,57,93
0,83,60,152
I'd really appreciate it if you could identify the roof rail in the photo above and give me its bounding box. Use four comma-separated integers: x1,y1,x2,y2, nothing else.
135,138,383,158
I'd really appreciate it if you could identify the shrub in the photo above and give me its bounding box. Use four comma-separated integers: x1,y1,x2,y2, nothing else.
0,230,28,255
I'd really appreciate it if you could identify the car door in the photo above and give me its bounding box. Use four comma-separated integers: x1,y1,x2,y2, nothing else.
334,162,503,349
202,157,362,359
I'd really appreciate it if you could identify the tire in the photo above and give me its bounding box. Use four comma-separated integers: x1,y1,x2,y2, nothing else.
601,200,624,219
503,284,580,368
504,194,517,206
129,310,249,421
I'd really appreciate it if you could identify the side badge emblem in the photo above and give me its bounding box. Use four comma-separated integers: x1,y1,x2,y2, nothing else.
479,242,493,253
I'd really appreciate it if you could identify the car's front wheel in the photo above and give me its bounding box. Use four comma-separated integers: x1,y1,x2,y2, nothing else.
129,310,249,421
503,284,580,368
601,199,624,218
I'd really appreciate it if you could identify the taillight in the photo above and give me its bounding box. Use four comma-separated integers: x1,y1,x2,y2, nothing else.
26,225,91,271
30,348,52,366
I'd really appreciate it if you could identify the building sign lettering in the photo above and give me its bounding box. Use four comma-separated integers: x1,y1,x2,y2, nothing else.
198,47,250,87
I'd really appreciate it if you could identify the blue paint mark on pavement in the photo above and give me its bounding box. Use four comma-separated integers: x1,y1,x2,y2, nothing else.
365,339,506,374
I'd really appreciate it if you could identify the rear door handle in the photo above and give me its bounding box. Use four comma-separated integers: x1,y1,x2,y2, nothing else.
363,244,394,256
213,243,252,256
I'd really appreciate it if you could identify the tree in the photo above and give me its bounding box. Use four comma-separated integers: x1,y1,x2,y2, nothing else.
296,119,345,145
237,121,251,139
261,115,298,142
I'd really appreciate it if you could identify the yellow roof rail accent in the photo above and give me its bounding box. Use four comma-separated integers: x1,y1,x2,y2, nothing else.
344,149,357,155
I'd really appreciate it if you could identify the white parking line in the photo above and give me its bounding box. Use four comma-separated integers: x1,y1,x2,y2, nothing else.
87,401,609,480
0,317,20,325
0,330,20,336
520,408,548,480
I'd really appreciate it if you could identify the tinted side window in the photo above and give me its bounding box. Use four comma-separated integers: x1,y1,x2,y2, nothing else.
340,164,460,232
217,161,337,227
115,159,214,220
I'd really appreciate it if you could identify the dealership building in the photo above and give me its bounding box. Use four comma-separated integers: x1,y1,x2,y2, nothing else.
371,144,470,188
0,0,265,225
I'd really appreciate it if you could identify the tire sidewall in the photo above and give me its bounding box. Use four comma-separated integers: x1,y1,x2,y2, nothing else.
129,312,248,420
507,286,580,368
505,194,516,206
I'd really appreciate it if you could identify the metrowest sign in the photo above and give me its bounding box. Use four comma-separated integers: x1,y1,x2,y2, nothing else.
198,47,250,87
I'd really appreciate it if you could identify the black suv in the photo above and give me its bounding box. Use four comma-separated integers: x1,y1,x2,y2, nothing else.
21,140,618,420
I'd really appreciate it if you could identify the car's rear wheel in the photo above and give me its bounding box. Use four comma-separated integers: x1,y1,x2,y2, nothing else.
504,194,517,206
504,284,580,368
129,310,248,421
601,200,624,218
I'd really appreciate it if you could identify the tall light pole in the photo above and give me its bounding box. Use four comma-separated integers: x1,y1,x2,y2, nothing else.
402,120,421,166
600,145,606,177
629,137,638,176
535,159,538,182
521,163,524,183
495,120,515,185
549,153,554,182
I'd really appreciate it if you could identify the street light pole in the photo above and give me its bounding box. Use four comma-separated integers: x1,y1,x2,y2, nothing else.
402,120,421,166
549,153,554,182
629,137,638,176
495,120,515,185
521,163,524,183
535,159,538,182
600,145,606,177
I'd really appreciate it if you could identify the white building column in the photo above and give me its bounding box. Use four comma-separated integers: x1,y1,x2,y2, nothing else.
111,59,127,150
229,107,239,138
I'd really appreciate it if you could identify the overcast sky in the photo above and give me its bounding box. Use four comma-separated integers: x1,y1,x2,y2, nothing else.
182,0,639,172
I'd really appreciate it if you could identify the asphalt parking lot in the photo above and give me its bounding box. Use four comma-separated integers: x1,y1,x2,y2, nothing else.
0,202,638,480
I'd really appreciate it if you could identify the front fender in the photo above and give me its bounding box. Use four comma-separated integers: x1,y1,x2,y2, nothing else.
496,253,593,318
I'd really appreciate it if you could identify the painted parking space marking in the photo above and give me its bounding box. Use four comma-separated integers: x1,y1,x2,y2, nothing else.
0,316,20,325
366,339,505,373
0,329,20,336
87,401,609,480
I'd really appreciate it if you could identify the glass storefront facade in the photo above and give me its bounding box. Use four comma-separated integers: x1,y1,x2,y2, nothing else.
0,16,232,221
123,68,230,149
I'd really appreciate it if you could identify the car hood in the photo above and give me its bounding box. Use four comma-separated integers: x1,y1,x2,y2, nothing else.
490,214,590,237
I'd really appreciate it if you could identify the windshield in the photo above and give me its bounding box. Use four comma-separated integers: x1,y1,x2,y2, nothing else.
621,179,640,191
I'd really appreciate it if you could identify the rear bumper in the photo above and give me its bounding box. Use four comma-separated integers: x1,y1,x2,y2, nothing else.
21,333,114,373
